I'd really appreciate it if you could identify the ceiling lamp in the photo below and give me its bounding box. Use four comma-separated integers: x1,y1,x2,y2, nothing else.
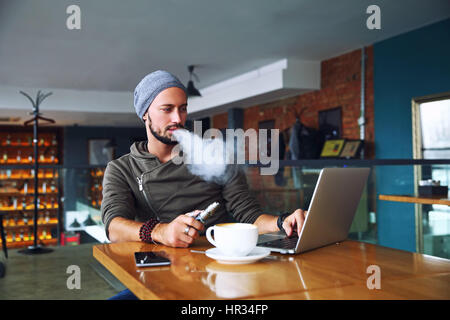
186,65,201,97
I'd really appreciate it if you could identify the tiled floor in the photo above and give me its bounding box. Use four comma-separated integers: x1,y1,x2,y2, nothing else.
0,243,123,300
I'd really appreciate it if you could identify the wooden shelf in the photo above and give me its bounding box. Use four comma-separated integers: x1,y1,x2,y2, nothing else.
0,208,59,213
0,176,58,181
0,192,58,197
0,145,57,148
379,194,450,206
1,238,57,249
3,223,58,230
0,161,59,165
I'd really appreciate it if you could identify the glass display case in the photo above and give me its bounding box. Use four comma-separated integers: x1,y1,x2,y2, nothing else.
0,130,61,249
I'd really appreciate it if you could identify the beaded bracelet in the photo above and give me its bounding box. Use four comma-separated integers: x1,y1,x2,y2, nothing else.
139,219,160,244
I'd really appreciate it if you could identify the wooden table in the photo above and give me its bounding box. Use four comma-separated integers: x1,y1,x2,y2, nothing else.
379,194,450,206
93,238,450,300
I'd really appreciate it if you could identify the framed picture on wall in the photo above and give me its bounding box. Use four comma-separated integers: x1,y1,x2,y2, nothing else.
88,139,114,165
340,140,364,159
320,139,345,158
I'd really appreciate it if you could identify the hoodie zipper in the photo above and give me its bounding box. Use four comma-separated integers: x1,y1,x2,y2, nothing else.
137,174,160,221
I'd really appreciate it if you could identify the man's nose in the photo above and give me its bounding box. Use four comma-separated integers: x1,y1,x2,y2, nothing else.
170,110,182,123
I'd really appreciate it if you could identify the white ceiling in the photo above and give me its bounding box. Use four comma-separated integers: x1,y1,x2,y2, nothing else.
0,0,449,126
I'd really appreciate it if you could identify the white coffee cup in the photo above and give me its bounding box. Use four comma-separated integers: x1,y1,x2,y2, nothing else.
206,223,258,257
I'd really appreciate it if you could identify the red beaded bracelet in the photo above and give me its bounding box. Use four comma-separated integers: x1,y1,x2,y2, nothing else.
139,219,160,244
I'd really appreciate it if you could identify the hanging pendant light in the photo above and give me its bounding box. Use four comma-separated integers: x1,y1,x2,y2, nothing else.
186,65,201,97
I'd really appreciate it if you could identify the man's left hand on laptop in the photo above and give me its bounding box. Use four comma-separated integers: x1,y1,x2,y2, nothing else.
282,209,308,237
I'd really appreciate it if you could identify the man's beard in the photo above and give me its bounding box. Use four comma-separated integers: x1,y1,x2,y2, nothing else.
148,121,183,145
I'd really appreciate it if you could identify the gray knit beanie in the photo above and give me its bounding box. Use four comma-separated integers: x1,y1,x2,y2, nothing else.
134,70,187,121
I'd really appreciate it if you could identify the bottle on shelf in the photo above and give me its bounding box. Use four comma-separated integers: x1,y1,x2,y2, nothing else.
6,134,11,146
50,214,58,224
16,150,21,163
50,181,56,193
22,197,27,210
50,150,57,163
37,212,44,225
52,134,57,146
9,216,15,226
91,195,97,207
39,151,45,163
46,228,52,240
7,231,13,243
17,215,24,226
39,228,52,240
28,230,34,241
2,151,8,164
51,197,58,209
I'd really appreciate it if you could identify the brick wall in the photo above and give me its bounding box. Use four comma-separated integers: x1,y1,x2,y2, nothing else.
212,46,375,158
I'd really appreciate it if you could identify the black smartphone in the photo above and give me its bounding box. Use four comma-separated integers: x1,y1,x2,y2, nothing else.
134,251,171,267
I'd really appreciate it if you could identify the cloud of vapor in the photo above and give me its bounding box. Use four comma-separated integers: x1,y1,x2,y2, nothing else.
171,128,234,185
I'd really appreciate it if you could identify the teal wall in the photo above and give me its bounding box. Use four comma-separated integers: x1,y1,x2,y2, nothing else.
374,19,450,251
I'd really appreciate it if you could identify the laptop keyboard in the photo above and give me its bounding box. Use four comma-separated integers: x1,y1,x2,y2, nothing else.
259,235,299,249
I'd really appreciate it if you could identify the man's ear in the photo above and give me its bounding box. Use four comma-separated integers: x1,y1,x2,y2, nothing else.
143,108,150,122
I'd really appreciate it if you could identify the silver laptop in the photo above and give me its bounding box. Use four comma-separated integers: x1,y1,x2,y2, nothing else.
257,167,370,254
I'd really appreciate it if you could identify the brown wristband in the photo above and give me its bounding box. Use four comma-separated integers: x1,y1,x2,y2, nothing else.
139,219,160,244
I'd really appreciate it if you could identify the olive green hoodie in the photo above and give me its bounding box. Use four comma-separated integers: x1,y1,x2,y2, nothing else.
101,141,262,239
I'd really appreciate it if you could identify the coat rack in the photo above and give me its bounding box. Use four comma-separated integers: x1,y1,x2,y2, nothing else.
18,90,55,255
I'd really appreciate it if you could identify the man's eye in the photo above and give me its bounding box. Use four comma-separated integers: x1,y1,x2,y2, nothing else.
162,108,171,112
180,107,187,112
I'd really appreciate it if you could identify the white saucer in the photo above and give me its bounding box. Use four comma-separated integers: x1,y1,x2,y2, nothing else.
205,247,271,264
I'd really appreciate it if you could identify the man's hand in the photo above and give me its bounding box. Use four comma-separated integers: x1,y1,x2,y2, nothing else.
282,209,308,237
152,210,205,248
